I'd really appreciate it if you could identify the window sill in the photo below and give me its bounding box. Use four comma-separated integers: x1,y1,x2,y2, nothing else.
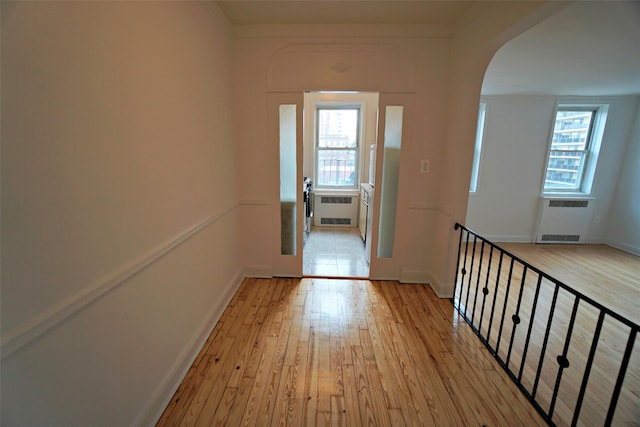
314,188,360,196
541,192,595,200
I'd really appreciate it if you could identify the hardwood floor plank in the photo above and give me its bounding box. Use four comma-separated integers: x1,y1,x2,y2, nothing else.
224,376,253,426
208,386,236,427
286,340,309,426
240,336,278,426
303,317,320,426
330,394,346,427
341,363,363,426
351,345,381,426
317,314,332,413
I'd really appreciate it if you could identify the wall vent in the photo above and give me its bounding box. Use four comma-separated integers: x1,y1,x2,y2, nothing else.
549,200,589,208
320,218,352,225
320,196,353,204
541,234,581,242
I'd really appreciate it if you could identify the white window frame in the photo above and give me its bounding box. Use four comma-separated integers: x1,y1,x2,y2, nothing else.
469,102,487,194
314,104,362,191
542,103,608,196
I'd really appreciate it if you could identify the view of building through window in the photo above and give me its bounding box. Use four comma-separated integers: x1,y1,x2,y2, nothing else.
316,108,359,187
544,109,595,191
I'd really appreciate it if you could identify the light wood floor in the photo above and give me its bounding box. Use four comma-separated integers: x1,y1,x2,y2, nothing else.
498,243,640,325
156,278,545,426
454,242,640,427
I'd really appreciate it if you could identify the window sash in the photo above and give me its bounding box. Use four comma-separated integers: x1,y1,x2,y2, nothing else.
544,150,588,191
316,148,357,187
315,107,360,189
544,108,596,193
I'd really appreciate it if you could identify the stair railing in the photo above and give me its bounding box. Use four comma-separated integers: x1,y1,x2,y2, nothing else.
452,223,639,427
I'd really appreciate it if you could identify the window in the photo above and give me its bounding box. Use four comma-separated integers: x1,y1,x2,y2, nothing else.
315,107,360,189
469,102,486,193
543,104,607,194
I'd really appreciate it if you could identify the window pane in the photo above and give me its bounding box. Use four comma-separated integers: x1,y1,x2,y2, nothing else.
470,103,486,193
551,110,594,151
318,109,359,148
317,149,357,186
378,105,403,258
279,105,296,256
544,150,586,190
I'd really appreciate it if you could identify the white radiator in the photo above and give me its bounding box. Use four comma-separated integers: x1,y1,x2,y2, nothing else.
313,195,358,227
535,198,594,244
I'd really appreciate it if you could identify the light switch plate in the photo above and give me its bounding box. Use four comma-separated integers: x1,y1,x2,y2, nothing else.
421,159,430,173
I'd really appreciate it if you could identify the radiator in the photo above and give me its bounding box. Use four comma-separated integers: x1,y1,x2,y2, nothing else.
313,195,358,227
535,198,594,244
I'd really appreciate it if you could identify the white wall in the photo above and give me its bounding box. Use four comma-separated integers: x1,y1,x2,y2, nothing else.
605,102,640,254
1,2,241,425
467,96,552,241
466,95,639,246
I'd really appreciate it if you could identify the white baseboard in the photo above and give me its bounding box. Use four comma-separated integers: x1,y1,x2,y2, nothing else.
399,270,429,284
243,265,273,278
426,271,453,299
136,269,245,427
481,234,534,243
602,239,640,256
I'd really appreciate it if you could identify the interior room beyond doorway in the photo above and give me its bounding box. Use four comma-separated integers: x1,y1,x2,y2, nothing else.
302,91,379,278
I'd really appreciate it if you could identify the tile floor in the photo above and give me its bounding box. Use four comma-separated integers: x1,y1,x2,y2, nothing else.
303,226,369,277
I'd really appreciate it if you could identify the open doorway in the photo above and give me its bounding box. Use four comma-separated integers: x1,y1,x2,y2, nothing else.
302,91,379,278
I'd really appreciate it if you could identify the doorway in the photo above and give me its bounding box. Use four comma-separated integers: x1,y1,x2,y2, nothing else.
302,92,378,278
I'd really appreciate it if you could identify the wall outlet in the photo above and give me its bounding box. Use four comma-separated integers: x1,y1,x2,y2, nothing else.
421,159,430,174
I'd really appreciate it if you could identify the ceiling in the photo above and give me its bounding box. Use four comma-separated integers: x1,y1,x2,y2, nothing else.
216,1,475,25
482,1,640,96
215,0,640,96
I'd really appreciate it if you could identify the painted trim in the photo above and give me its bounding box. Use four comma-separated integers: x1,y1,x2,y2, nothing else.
603,239,640,257
481,234,534,243
425,271,451,299
243,265,274,278
239,199,268,206
0,204,239,359
136,269,245,427
399,270,429,284
407,202,439,210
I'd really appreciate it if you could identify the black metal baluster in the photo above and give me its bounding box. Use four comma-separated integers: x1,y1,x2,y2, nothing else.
518,274,543,382
532,283,560,400
464,234,478,318
571,310,606,427
548,295,581,420
506,264,528,370
458,229,471,312
604,328,637,426
486,250,505,347
478,245,494,335
453,223,464,307
495,257,516,357
471,240,486,328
